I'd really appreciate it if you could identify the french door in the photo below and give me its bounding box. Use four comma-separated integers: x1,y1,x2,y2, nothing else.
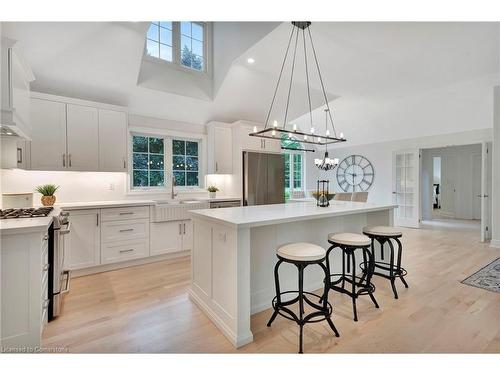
393,149,421,228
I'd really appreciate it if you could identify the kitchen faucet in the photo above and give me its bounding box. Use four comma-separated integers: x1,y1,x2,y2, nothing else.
171,175,177,200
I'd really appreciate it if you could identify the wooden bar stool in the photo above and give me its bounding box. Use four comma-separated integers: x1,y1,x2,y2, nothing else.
267,242,340,353
362,226,409,299
324,233,379,321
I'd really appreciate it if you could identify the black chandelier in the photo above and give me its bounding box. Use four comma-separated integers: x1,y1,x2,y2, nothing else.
249,21,346,152
314,109,340,170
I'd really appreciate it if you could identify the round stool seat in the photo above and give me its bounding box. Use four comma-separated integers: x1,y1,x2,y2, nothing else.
277,242,326,262
362,226,402,237
328,232,370,247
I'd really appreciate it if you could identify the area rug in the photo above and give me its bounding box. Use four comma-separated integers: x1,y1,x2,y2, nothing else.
462,257,500,293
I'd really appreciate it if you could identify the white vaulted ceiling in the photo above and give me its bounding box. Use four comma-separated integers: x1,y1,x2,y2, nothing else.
1,21,499,144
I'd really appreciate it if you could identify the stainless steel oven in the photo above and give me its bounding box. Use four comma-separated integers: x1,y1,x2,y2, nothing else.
51,211,71,319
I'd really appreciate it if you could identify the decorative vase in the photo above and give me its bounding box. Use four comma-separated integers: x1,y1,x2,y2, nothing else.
41,195,56,206
209,191,216,199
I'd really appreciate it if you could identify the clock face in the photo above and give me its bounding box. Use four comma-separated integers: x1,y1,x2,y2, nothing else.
336,155,374,192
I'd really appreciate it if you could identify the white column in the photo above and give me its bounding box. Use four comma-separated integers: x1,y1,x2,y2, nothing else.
491,86,500,248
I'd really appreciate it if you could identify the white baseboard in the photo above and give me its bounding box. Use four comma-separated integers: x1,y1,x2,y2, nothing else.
490,239,500,249
188,288,253,348
71,251,190,278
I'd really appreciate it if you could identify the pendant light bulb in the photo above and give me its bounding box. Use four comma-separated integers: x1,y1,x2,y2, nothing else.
340,132,345,139
310,127,315,134
293,124,297,131
272,129,276,136
273,120,278,128
253,126,257,133
326,129,330,137
304,134,308,141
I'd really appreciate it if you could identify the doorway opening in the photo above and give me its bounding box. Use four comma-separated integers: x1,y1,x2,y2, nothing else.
420,143,491,241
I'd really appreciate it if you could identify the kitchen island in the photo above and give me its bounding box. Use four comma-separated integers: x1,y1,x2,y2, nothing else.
189,201,396,348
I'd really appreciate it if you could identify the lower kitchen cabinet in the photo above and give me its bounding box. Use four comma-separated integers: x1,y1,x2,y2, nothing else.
64,209,100,270
101,240,149,264
150,220,192,256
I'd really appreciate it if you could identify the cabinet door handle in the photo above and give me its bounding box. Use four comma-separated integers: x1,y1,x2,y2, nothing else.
17,147,22,164
119,249,134,254
123,158,126,169
68,154,72,167
96,213,99,226
119,212,134,215
179,223,182,235
119,228,134,232
263,139,266,149
183,223,186,234
215,162,218,172
62,153,66,167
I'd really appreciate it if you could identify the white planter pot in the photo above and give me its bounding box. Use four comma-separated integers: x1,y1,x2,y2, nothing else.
209,192,216,199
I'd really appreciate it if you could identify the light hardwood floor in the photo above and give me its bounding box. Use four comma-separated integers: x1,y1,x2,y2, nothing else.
43,219,500,353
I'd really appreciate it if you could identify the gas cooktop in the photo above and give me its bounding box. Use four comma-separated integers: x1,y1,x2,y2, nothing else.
0,207,54,220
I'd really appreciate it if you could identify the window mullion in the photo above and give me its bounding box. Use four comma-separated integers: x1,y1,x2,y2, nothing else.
173,22,180,65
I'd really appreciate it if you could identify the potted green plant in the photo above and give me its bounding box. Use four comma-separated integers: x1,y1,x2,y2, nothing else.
35,184,59,206
207,185,219,199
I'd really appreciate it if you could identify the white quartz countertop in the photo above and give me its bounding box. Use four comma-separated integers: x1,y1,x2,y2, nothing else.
190,201,397,228
0,208,61,235
58,200,156,210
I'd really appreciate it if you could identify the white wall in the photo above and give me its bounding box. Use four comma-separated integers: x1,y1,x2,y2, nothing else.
492,86,500,248
421,144,482,220
306,128,492,208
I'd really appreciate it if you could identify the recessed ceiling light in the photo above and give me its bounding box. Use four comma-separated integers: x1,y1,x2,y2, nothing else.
247,58,255,64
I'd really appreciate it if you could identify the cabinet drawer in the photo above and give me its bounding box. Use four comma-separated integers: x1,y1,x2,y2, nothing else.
101,240,149,264
101,219,149,243
101,206,149,222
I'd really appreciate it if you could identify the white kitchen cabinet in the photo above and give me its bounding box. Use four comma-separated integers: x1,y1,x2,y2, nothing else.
98,109,127,172
66,104,99,171
1,228,47,349
182,220,193,251
64,209,101,270
1,37,35,139
207,122,233,174
29,98,67,170
240,124,281,153
150,219,192,256
1,137,29,169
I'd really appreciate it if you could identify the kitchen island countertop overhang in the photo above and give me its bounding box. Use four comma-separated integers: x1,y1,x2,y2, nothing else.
188,201,397,348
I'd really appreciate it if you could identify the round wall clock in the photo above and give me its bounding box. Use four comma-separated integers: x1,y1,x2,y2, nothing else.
336,155,374,192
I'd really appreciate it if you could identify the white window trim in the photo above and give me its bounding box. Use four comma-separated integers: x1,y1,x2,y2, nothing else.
284,150,306,192
143,21,212,77
127,127,207,195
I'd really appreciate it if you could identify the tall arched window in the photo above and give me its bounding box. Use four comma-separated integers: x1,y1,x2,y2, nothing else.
281,136,304,193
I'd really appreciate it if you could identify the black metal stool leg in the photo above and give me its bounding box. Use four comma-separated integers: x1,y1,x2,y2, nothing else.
267,259,282,327
395,238,409,289
351,250,358,322
387,239,398,299
298,264,305,354
365,247,379,308
318,262,339,337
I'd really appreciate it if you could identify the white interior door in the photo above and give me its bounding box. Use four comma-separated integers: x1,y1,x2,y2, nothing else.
481,142,492,242
393,149,421,228
472,153,481,220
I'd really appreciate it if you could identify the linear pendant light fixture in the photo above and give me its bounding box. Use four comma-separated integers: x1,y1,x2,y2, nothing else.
249,21,346,155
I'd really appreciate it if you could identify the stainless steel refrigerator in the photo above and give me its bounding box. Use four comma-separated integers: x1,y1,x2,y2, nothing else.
243,151,285,206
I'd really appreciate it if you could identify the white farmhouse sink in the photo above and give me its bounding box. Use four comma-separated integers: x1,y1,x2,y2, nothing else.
151,200,209,222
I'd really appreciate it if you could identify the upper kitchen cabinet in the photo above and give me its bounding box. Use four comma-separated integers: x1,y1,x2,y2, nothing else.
0,37,35,139
98,109,127,172
29,93,128,172
30,98,67,171
237,121,281,153
66,104,99,171
207,122,233,174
